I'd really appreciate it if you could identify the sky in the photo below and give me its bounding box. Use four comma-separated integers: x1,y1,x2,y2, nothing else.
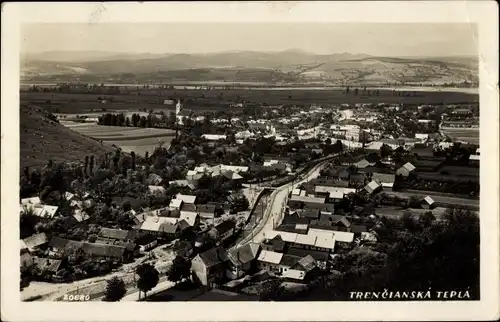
21,23,478,57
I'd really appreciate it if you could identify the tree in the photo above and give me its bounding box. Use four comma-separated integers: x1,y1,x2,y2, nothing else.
136,263,159,300
84,155,89,176
166,256,192,284
89,155,95,175
379,144,393,158
103,276,127,301
130,151,136,170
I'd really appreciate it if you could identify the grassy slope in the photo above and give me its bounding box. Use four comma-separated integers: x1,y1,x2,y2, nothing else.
20,104,115,169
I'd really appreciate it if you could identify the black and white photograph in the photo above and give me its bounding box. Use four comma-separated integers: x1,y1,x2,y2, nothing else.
2,2,499,321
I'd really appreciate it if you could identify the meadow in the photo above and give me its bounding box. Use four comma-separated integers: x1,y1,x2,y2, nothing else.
21,87,479,114
441,127,479,145
60,121,175,156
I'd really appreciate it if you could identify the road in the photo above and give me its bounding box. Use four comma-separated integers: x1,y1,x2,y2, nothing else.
383,190,479,208
234,161,327,248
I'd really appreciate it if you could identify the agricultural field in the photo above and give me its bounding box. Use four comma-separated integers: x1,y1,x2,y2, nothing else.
60,121,175,156
441,127,479,145
20,88,479,115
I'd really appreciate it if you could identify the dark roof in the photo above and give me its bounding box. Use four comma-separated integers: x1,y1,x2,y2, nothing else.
199,247,229,268
279,254,302,267
196,204,216,214
228,243,260,266
178,220,191,231
180,203,197,212
99,228,134,241
135,234,157,246
303,202,335,212
339,171,350,180
309,178,339,186
49,236,71,249
365,153,382,163
276,224,308,234
287,247,329,262
282,214,310,226
350,224,368,234
412,147,435,158
350,173,366,183
215,220,236,235
297,208,321,219
81,243,126,259
268,235,286,252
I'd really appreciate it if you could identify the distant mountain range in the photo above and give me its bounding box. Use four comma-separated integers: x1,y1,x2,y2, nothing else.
21,50,478,85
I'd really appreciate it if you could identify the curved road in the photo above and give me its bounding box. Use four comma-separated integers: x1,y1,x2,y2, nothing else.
235,161,327,248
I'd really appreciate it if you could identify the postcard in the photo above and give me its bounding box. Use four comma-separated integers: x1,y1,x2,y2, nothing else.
1,1,499,321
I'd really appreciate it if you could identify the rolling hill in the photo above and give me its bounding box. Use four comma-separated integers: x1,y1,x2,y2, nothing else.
21,50,478,85
20,104,115,169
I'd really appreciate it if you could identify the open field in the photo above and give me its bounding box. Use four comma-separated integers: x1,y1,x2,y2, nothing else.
60,122,175,156
441,127,479,145
21,88,479,114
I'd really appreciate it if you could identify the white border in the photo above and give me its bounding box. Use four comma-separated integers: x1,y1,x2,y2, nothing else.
2,1,499,321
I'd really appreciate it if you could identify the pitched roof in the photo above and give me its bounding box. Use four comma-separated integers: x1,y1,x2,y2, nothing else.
180,202,197,212
364,180,382,194
81,242,126,259
215,220,236,235
257,250,284,264
22,233,48,251
350,224,368,234
99,228,133,240
296,255,317,272
196,204,216,214
423,196,435,205
402,162,416,172
372,173,396,183
179,211,198,226
176,193,197,204
228,243,260,267
199,247,229,267
32,257,62,273
279,254,302,267
21,197,42,206
73,209,89,222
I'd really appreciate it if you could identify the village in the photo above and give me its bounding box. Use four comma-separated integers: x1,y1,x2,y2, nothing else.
20,98,480,301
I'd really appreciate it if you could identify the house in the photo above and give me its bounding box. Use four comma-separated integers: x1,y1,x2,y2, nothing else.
222,170,244,181
296,209,321,220
314,186,356,201
169,198,183,209
147,173,163,185
169,180,196,190
179,211,199,228
148,185,166,194
73,209,90,222
192,247,229,286
211,220,236,242
32,257,62,275
371,173,395,188
469,154,480,165
354,159,376,169
349,173,366,187
202,134,227,141
364,180,382,194
452,108,472,115
135,234,158,253
20,203,59,219
262,235,286,253
196,204,217,219
21,197,42,207
176,193,197,204
257,250,284,273
310,214,351,232
226,243,261,280
21,248,34,268
139,217,185,238
22,233,48,252
415,133,429,141
421,196,435,209
81,243,132,262
97,228,139,243
396,162,416,177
